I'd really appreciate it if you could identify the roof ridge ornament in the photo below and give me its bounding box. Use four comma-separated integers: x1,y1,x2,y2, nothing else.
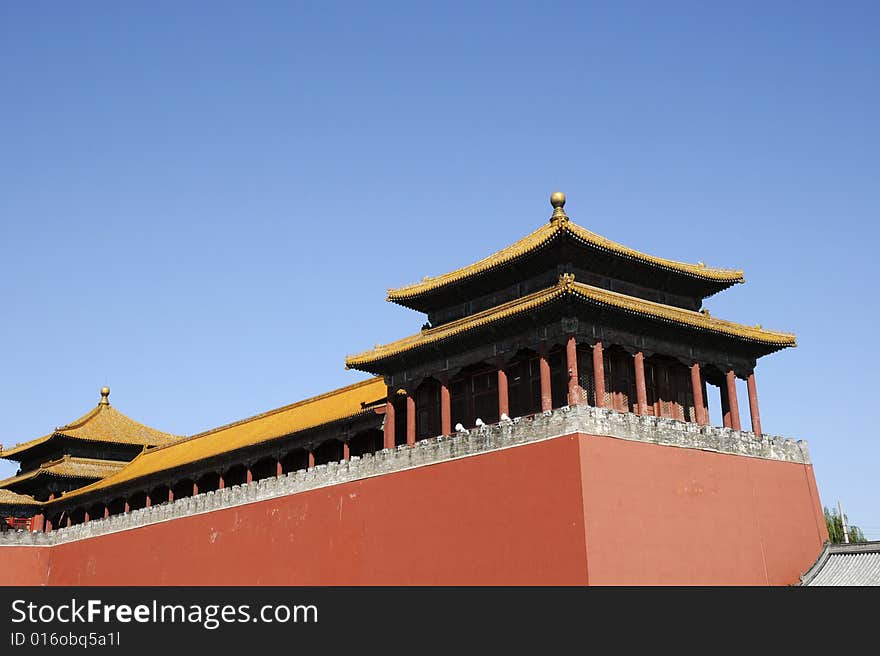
558,272,576,290
99,386,110,406
550,191,568,223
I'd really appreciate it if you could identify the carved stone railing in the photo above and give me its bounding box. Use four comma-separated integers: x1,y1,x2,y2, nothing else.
0,404,809,547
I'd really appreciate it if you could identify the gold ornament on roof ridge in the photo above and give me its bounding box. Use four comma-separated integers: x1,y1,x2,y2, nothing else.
550,191,568,223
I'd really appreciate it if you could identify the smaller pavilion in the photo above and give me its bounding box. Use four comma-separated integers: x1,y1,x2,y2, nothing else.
0,387,180,529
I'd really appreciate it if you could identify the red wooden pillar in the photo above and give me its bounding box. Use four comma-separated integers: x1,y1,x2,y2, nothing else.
45,518,52,532
36,494,49,532
66,515,72,528
124,500,130,514
720,380,731,428
168,488,174,503
592,341,606,408
83,510,90,523
308,451,316,468
566,336,582,405
145,495,151,508
725,370,742,430
497,358,509,417
440,376,451,435
747,371,762,436
633,351,648,416
343,442,350,461
538,343,552,412
406,393,416,446
192,482,199,496
276,460,283,477
690,363,707,426
219,474,225,489
384,386,396,448
246,467,253,484
103,505,110,519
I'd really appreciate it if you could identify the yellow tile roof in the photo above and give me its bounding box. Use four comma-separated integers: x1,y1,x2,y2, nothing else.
0,488,39,506
0,456,127,489
0,398,181,459
349,274,795,369
386,216,744,303
52,376,387,503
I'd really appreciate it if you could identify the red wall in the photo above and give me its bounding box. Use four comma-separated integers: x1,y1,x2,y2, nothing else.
577,434,828,585
0,546,49,586
0,433,827,586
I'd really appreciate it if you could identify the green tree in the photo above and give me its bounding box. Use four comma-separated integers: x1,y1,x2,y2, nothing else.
824,506,868,544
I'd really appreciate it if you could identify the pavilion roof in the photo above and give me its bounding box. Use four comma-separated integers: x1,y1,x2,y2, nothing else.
0,388,181,460
50,376,387,504
386,200,744,308
349,273,795,371
0,488,40,507
0,456,127,489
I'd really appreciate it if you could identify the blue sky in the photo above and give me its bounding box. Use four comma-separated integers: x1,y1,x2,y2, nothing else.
1,2,877,538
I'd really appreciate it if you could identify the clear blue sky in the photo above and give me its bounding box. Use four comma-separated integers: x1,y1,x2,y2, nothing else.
1,2,877,538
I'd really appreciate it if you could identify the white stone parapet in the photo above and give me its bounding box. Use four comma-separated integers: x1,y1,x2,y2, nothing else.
0,404,810,547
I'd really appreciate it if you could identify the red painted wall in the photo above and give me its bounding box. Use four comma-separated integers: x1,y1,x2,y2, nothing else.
577,434,828,585
0,433,827,586
45,436,590,586
0,546,49,586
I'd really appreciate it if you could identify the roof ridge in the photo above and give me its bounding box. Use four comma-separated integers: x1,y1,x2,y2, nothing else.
180,376,385,447
348,274,795,370
569,280,795,341
55,403,103,432
386,215,744,303
563,222,744,279
387,222,559,301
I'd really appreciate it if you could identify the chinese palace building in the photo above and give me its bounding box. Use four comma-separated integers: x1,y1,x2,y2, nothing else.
0,193,829,585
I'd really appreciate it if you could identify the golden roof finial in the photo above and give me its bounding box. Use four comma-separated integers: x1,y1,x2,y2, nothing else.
99,386,111,405
550,191,568,223
558,272,576,289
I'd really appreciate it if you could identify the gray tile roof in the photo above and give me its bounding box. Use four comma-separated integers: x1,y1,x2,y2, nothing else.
800,542,880,586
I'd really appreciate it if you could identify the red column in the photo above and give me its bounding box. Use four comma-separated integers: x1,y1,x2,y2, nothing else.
145,495,151,508
32,514,44,532
592,341,606,408
725,370,741,430
219,474,225,489
720,380,731,428
633,351,648,415
343,442,350,461
45,496,54,532
747,371,762,436
104,505,110,519
539,344,552,412
406,393,416,446
66,515,71,528
497,358,509,417
124,500,130,514
440,376,451,435
276,460,283,476
308,451,315,468
246,467,253,484
84,510,90,523
566,336,582,405
690,363,707,426
384,386,396,448
192,482,199,496
168,488,174,503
